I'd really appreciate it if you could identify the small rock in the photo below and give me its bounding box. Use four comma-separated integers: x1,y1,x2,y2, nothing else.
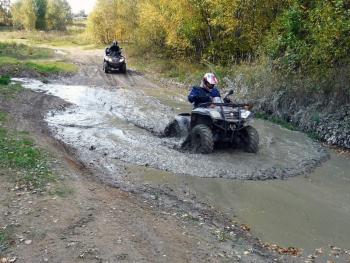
24,240,32,245
1,258,7,263
315,248,323,255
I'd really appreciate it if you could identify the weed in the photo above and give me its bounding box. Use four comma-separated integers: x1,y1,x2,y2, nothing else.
255,112,322,141
0,112,56,190
50,184,74,197
213,229,231,242
0,111,6,123
0,226,13,254
255,112,297,131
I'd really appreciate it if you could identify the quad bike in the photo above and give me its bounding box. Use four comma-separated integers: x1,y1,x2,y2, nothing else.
164,90,259,154
103,48,127,74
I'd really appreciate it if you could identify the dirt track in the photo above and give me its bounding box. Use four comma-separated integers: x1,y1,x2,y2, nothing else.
0,48,294,262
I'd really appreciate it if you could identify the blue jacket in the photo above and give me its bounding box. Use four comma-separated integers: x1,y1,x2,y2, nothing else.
188,86,221,107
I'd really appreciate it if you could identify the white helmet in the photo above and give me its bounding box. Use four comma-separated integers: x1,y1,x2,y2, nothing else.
203,73,219,85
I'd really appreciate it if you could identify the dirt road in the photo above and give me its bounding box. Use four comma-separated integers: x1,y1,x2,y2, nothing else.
0,48,293,262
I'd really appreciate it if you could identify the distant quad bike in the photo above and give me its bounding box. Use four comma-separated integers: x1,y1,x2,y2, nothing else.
164,90,259,154
103,47,127,74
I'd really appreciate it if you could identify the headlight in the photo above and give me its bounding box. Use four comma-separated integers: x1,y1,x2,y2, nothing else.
210,111,222,119
240,109,251,119
119,58,125,62
107,57,113,62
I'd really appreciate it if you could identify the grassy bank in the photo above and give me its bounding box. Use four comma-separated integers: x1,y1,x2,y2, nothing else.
0,81,55,190
0,75,23,98
255,112,321,141
0,42,77,76
0,20,93,48
0,110,56,190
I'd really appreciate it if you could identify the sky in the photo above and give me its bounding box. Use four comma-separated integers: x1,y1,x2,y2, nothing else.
67,0,96,14
11,0,97,14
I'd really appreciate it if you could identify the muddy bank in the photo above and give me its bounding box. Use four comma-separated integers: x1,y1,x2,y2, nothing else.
14,78,329,181
252,89,350,150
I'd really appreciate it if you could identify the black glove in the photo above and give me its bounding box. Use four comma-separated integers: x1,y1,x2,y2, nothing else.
223,97,232,103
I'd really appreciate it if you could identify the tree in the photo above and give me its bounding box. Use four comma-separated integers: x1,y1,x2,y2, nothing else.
11,0,23,29
46,0,72,30
21,0,37,30
0,0,11,25
34,0,47,30
87,0,118,44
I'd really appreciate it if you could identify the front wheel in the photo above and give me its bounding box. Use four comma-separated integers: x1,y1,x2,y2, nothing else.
191,124,214,154
241,126,259,153
103,62,109,73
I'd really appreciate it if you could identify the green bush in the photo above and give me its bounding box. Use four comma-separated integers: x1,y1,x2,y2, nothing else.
0,75,10,85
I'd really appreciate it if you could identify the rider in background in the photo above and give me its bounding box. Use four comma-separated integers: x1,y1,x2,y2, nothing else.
188,73,221,108
107,40,121,54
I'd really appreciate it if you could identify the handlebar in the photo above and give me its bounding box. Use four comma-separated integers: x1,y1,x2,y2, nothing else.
198,102,252,108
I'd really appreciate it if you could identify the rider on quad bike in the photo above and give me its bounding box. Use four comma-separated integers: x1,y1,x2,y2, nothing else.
164,73,259,154
103,40,127,74
188,73,221,108
108,40,121,53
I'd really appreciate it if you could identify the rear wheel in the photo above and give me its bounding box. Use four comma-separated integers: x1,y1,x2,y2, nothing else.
191,124,214,154
241,126,259,153
103,62,109,73
164,120,181,137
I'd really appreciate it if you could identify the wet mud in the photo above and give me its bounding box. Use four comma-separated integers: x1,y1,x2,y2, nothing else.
15,78,329,181
129,151,350,255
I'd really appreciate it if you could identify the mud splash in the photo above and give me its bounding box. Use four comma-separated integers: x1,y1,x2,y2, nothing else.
16,78,328,180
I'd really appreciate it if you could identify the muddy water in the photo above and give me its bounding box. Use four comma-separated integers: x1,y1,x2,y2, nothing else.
16,78,327,180
128,151,350,253
15,78,350,253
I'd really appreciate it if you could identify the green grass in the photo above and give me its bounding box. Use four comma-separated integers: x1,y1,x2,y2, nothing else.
0,112,56,190
0,42,53,60
0,42,78,76
0,227,13,257
125,43,206,84
0,111,6,123
25,61,77,74
0,56,20,66
255,112,322,141
255,112,297,131
0,82,23,98
0,20,92,48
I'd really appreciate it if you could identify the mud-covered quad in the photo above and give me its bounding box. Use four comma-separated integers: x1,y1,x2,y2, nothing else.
103,48,127,74
164,90,259,154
